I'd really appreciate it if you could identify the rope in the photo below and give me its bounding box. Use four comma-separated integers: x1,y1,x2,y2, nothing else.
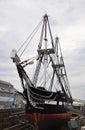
20,55,38,67
58,41,72,97
17,19,43,56
30,92,57,102
28,86,54,99
28,85,60,103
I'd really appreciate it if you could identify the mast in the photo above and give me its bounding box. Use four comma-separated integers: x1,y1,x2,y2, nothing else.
43,14,48,88
33,14,55,88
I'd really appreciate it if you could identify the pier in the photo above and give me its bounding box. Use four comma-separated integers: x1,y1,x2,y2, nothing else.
0,108,34,130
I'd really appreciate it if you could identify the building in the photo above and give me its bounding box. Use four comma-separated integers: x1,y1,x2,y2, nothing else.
0,80,24,109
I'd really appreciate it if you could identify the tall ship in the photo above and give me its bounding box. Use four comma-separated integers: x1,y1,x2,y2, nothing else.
11,14,73,130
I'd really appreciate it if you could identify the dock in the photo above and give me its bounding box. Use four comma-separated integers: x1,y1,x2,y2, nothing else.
0,108,34,130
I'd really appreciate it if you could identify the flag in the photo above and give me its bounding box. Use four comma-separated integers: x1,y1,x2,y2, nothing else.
36,56,40,60
28,60,34,65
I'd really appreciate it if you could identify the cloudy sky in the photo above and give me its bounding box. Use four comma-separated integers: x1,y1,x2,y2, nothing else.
0,0,85,100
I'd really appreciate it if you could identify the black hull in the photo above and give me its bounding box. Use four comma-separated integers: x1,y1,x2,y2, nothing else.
25,103,68,113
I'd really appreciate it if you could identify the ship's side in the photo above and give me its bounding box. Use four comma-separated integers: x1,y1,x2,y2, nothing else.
24,86,72,129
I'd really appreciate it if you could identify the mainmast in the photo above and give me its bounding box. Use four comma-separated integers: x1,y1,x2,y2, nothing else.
43,14,48,88
33,14,55,88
